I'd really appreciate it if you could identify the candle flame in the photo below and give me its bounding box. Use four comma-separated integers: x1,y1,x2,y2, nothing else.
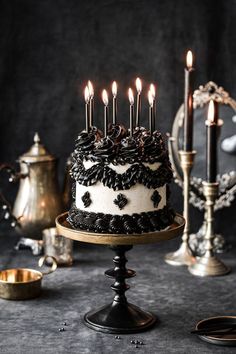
128,88,134,105
112,81,117,97
148,90,154,107
186,50,193,69
84,86,90,103
150,83,156,99
102,89,109,106
208,100,215,123
135,77,142,93
87,80,94,98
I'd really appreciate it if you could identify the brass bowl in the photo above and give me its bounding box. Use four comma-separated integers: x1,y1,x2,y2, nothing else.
0,255,57,300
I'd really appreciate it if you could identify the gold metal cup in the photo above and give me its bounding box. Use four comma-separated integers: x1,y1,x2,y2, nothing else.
188,182,230,276
165,150,196,266
0,255,57,300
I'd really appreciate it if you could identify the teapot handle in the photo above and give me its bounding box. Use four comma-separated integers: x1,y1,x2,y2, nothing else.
38,255,57,275
0,163,27,182
0,163,26,227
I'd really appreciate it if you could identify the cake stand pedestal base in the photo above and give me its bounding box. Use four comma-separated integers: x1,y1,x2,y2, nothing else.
84,245,156,334
85,302,156,334
56,212,185,334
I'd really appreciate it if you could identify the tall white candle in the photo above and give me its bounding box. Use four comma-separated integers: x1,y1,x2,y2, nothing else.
148,90,154,134
112,81,117,125
87,80,94,127
135,77,142,126
84,86,90,133
128,88,134,137
102,89,109,137
150,83,156,131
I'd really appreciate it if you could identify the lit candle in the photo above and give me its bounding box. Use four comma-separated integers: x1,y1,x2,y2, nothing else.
128,88,134,137
206,100,217,183
213,101,219,124
84,86,90,133
183,50,194,151
150,83,156,131
135,77,142,126
88,80,94,127
102,89,109,137
148,90,154,134
112,81,117,125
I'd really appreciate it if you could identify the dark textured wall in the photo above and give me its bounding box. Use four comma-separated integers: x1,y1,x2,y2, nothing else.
0,0,235,235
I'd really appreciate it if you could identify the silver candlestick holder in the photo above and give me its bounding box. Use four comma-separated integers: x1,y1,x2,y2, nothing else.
188,182,230,276
165,150,196,266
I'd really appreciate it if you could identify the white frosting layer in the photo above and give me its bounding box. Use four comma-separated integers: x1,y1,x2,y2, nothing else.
76,182,166,215
76,160,167,215
83,160,161,173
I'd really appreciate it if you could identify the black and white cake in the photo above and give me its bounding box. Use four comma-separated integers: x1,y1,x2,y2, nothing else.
68,124,175,234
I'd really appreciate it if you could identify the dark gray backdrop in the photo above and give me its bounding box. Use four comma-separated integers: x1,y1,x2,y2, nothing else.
0,0,235,236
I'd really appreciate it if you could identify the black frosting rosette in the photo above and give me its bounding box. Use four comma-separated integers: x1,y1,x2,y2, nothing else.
142,132,166,163
75,131,96,155
133,126,148,139
118,137,140,164
108,123,127,143
93,137,117,162
90,126,103,141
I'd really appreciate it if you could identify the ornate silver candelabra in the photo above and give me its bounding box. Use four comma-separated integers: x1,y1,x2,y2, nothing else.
169,82,236,256
165,150,196,266
188,182,230,276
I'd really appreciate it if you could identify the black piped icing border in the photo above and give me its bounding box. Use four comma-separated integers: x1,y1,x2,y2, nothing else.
70,160,173,190
67,204,175,234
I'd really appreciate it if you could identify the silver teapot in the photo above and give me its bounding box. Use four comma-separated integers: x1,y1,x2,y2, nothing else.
1,133,66,240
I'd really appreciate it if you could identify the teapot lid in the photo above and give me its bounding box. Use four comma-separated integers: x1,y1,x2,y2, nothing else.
19,133,55,163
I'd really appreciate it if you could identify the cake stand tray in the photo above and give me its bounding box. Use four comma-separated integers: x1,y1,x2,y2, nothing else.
56,212,184,245
56,212,185,334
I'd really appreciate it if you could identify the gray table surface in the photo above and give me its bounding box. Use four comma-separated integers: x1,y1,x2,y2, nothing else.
0,228,235,354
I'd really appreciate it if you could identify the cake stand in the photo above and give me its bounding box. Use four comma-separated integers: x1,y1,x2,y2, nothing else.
56,212,185,334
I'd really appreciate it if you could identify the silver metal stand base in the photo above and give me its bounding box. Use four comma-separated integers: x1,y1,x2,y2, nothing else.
165,242,195,266
188,255,230,277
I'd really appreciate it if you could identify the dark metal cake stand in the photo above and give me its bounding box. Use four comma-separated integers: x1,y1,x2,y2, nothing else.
56,212,185,334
